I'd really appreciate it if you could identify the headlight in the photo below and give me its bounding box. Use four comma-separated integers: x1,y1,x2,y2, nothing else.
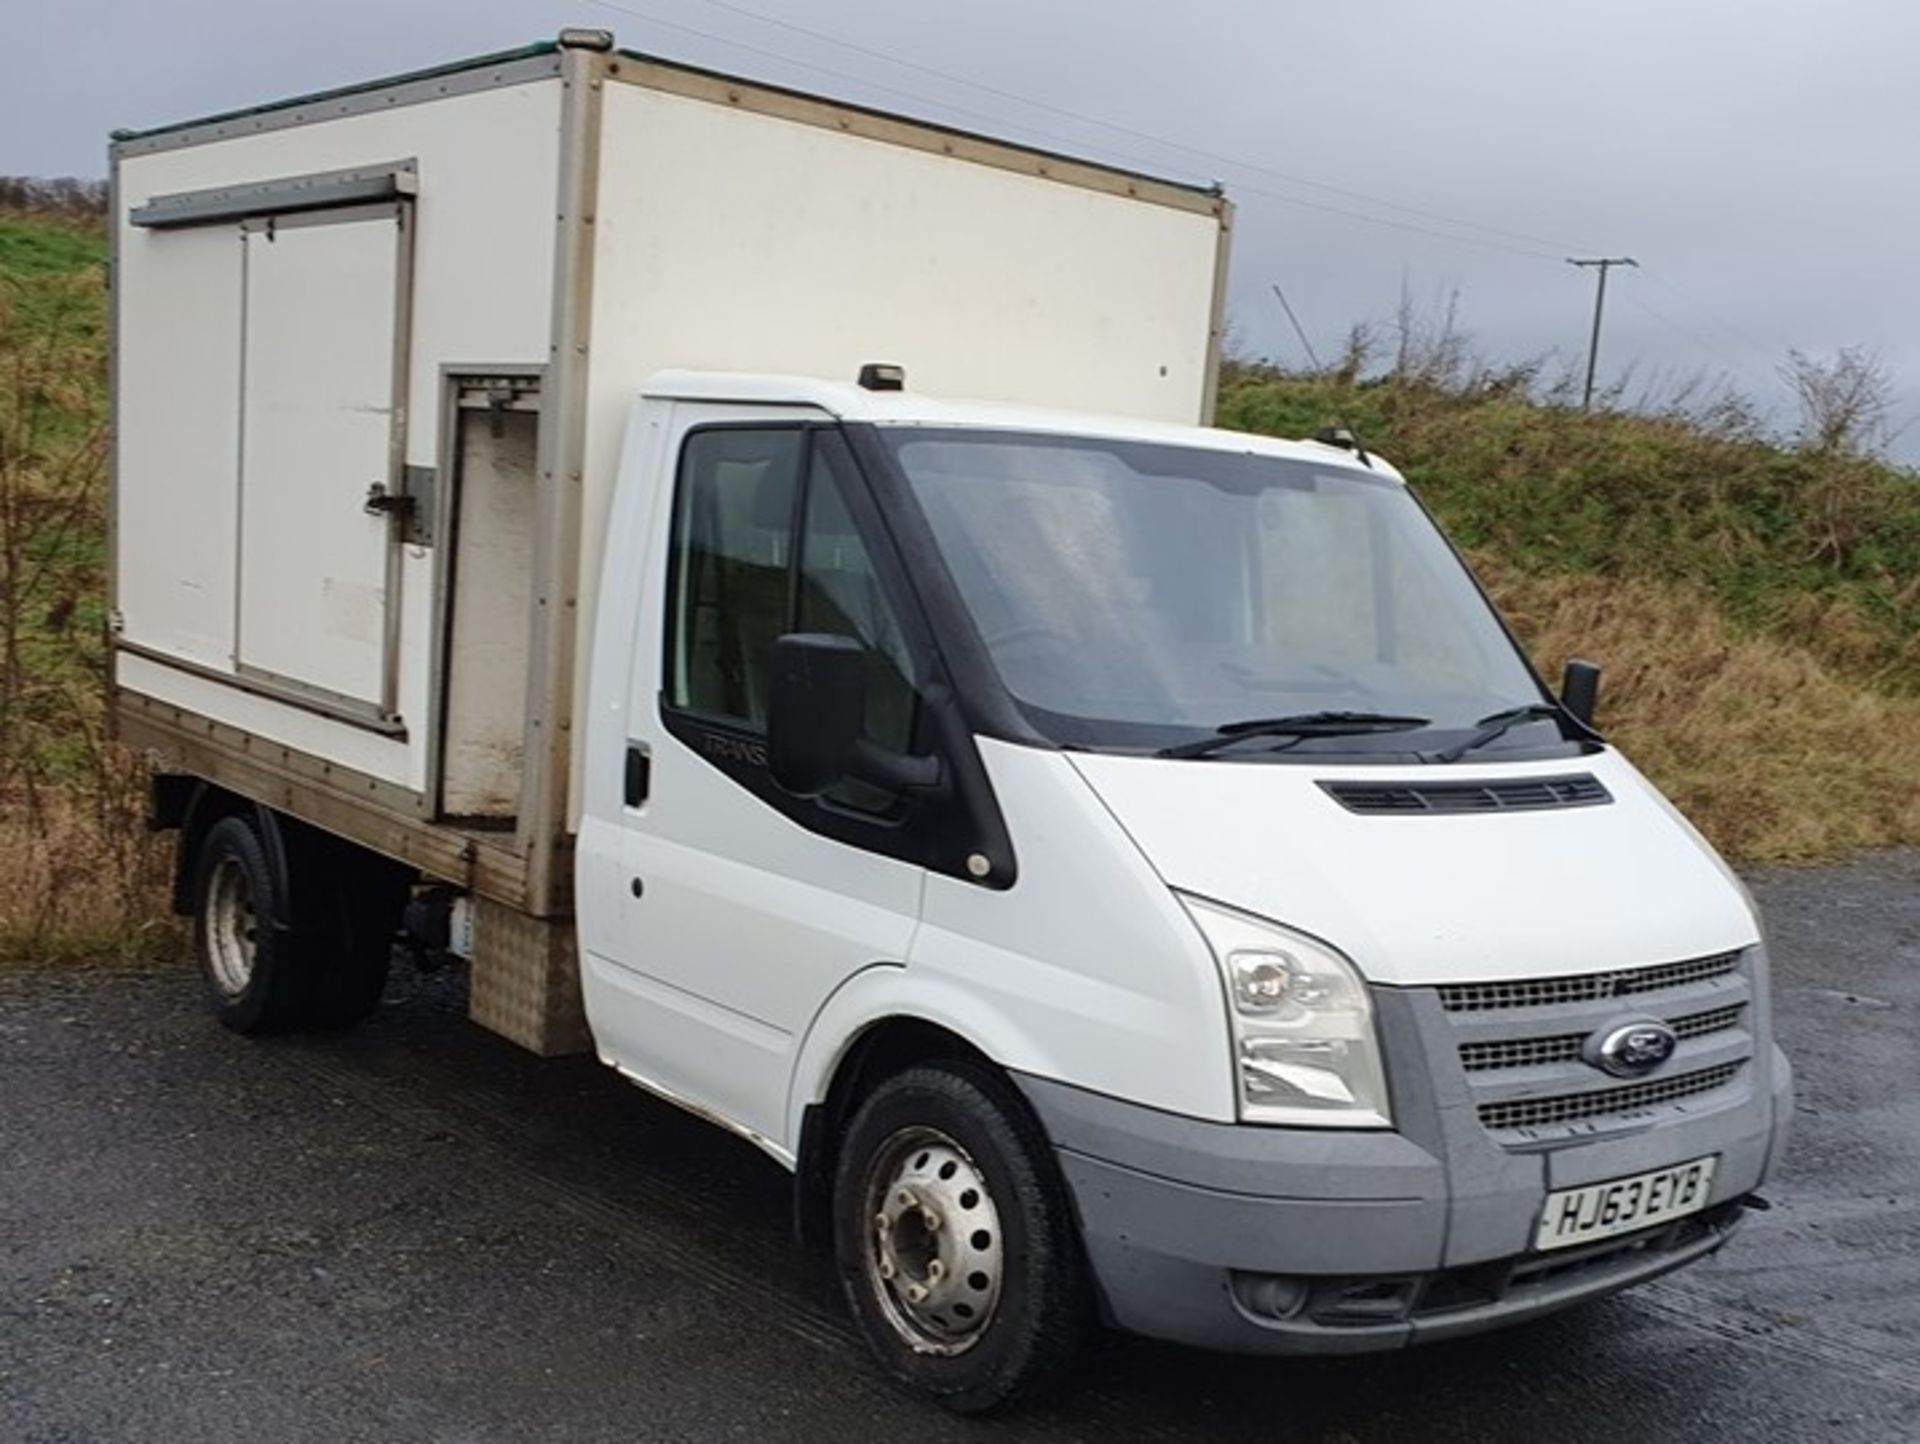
1179,894,1392,1129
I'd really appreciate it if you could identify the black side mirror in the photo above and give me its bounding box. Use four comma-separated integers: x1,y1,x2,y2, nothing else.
1560,658,1601,728
768,634,866,797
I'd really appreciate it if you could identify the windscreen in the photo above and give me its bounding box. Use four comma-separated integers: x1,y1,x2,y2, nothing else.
885,429,1548,753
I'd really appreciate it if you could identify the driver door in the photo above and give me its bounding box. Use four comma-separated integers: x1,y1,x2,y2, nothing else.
585,409,927,1151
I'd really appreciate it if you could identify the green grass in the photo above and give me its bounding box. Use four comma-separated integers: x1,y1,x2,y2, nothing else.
0,204,1914,952
0,217,105,277
1217,366,1920,692
0,205,162,959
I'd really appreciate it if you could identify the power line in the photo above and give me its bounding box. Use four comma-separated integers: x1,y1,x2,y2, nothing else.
1615,289,1778,400
580,0,1595,263
1638,268,1786,366
674,0,1606,257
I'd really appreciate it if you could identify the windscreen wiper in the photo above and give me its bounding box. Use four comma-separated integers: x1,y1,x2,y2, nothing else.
1157,711,1432,760
1430,703,1565,764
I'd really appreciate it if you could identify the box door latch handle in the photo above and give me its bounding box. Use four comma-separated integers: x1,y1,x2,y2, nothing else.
364,481,414,520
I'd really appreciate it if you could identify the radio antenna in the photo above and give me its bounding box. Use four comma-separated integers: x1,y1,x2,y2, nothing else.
1269,282,1372,468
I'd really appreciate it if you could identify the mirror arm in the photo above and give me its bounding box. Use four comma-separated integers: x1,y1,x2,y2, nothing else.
849,737,946,795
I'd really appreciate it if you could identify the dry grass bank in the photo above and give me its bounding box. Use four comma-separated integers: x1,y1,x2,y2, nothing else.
2,211,1917,963
1486,562,1920,862
0,782,174,964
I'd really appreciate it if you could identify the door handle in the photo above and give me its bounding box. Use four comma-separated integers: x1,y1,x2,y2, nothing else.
624,744,651,808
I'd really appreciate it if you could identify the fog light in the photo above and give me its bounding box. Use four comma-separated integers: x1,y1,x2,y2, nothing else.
1230,1272,1309,1321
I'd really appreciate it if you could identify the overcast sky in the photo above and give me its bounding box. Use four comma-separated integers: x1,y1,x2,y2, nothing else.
6,0,1917,459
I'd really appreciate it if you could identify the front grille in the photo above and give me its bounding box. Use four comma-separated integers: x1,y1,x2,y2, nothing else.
1439,951,1741,1013
1320,774,1611,815
1458,1003,1745,1072
1476,1062,1742,1132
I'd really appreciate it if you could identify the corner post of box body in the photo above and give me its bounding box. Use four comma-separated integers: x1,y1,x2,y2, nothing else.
519,33,610,916
106,135,127,733
1200,190,1235,427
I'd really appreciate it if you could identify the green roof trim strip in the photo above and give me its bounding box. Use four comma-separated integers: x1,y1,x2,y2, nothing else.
107,33,1215,206
110,41,560,145
610,46,1218,201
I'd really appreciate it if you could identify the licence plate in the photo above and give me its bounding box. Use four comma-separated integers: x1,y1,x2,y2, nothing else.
1534,1156,1717,1252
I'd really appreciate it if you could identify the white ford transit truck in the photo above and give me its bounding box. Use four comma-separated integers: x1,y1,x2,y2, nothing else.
112,31,1792,1412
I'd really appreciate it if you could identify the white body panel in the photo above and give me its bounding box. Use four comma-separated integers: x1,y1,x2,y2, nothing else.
577,401,922,1150
576,401,1238,1154
570,80,1225,822
236,213,401,704
115,223,243,669
115,58,1224,866
115,76,562,793
1066,748,1760,986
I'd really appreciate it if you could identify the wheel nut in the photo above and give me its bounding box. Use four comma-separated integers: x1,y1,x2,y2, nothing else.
906,1283,927,1303
922,1210,940,1231
927,1260,945,1282
878,1258,895,1279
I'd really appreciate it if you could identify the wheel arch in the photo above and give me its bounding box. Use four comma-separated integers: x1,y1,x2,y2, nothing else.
170,783,294,927
788,974,1064,1251
169,780,414,926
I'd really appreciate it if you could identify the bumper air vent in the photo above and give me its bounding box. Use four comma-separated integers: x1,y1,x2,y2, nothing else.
1319,774,1611,815
1476,1062,1743,1132
1438,951,1742,1013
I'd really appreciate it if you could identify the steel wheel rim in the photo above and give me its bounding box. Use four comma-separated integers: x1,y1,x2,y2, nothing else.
204,856,259,998
861,1125,1005,1356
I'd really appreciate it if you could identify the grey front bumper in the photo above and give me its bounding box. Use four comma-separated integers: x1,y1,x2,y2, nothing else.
1013,992,1793,1356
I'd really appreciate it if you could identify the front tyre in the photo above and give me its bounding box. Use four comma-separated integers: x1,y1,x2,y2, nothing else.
833,1062,1092,1414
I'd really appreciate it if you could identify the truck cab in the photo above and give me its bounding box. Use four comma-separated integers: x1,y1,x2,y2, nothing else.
574,370,1794,1408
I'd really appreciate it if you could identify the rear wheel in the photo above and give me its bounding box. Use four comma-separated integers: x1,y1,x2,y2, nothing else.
833,1061,1092,1413
192,815,314,1034
190,811,411,1033
306,868,408,1029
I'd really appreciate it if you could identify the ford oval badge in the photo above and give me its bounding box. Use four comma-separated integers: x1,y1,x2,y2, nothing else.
1587,1020,1679,1079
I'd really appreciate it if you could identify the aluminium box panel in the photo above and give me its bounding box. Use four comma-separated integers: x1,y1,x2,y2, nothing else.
567,75,1227,821
441,395,541,820
114,76,564,798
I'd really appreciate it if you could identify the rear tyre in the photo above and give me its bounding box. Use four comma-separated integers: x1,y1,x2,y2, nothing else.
191,814,315,1034
305,866,409,1030
832,1061,1093,1414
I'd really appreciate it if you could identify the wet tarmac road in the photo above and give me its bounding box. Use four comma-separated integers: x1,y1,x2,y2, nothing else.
2,852,1916,1442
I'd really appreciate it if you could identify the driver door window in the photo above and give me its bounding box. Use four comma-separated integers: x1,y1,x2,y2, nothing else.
665,427,920,790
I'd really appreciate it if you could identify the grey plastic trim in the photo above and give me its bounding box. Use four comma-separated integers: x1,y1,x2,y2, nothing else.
131,160,418,229
111,55,563,158
1010,974,1785,1354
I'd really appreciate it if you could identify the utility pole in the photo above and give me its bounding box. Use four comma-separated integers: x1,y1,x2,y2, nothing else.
1566,256,1637,411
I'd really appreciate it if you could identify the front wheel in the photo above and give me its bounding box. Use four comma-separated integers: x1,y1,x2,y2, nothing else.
832,1062,1092,1413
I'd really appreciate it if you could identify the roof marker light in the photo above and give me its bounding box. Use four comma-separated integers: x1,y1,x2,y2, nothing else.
857,363,906,392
